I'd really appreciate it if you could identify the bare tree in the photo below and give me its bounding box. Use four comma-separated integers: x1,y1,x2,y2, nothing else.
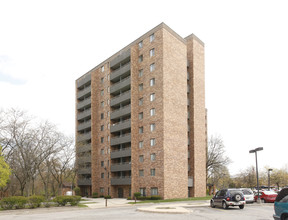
207,135,231,185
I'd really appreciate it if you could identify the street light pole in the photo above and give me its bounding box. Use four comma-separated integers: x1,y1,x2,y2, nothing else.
268,168,273,191
249,147,263,203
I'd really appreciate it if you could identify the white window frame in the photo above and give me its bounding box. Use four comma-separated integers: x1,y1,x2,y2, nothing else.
150,48,155,57
150,63,155,72
150,78,155,86
150,138,156,146
150,33,155,42
150,93,155,102
150,108,155,116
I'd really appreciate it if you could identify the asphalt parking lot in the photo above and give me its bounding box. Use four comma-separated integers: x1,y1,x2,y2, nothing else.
0,200,274,220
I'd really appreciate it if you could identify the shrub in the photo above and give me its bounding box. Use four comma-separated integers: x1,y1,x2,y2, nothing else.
127,197,132,200
43,199,52,208
53,196,70,206
150,195,161,200
104,195,111,199
137,196,147,200
27,195,45,208
74,187,81,196
92,192,98,198
70,196,81,206
134,192,141,199
0,196,28,209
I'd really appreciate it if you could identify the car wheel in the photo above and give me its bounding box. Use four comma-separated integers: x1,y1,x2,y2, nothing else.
239,205,244,209
210,200,215,208
222,201,228,209
234,194,241,202
283,215,288,220
261,198,265,203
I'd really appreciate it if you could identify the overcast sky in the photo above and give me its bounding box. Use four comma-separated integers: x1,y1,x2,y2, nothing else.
1,0,287,176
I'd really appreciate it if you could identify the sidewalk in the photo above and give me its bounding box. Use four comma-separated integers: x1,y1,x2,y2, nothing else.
82,198,210,213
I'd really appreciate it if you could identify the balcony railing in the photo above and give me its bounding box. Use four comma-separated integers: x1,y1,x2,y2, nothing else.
111,147,131,159
110,50,131,69
77,120,91,132
110,90,131,107
77,156,91,163
111,133,131,146
110,62,131,82
78,167,92,175
111,162,131,172
77,98,91,110
77,109,91,121
77,74,91,89
77,178,91,186
110,76,130,94
77,132,91,142
76,144,91,153
77,85,91,99
111,105,131,120
110,119,131,133
111,176,131,186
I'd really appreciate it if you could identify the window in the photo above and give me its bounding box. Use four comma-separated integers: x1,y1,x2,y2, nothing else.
139,69,143,77
139,141,143,149
150,169,155,176
139,98,143,106
139,155,144,163
150,78,155,86
138,41,143,49
139,127,143,134
150,48,155,57
150,108,155,116
151,187,158,196
140,188,146,196
101,77,104,83
101,161,104,167
139,112,143,120
107,86,110,93
150,33,155,42
101,90,104,96
107,99,110,106
101,125,104,131
101,66,104,72
187,71,190,80
107,135,110,142
101,101,104,107
101,173,104,178
150,63,155,72
138,55,143,62
101,137,104,143
139,83,143,91
101,149,104,155
100,187,104,193
150,123,155,132
187,84,189,93
101,113,104,119
139,170,144,177
151,153,156,161
150,138,156,146
150,93,155,102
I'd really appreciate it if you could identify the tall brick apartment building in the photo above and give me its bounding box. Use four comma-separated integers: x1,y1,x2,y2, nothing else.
75,23,206,199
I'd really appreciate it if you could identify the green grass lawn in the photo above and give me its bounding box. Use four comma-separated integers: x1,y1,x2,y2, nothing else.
128,196,212,204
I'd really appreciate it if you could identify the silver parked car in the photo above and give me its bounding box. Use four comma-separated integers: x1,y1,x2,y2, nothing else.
240,188,254,203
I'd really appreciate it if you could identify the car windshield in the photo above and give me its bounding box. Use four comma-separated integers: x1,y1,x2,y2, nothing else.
242,190,253,195
229,190,242,195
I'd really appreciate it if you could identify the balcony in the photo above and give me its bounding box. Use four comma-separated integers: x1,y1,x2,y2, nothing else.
77,120,91,132
110,90,131,107
77,109,91,121
77,98,91,110
77,85,91,99
77,144,91,153
110,119,131,133
110,50,131,69
111,177,131,186
111,105,131,120
77,132,91,142
78,167,91,175
111,147,131,159
77,156,91,164
110,63,131,82
77,74,91,89
110,76,131,94
111,133,131,146
77,178,91,186
111,162,131,172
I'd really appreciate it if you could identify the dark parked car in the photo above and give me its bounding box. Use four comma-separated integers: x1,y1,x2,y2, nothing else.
210,189,245,209
273,188,288,220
